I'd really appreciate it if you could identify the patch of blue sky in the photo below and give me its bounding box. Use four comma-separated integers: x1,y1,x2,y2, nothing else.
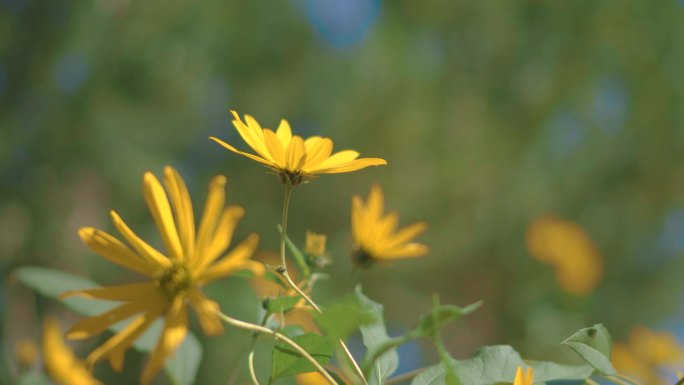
305,0,381,49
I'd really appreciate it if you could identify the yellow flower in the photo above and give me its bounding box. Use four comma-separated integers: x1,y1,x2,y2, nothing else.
63,166,262,384
305,231,327,256
513,366,533,385
43,317,103,385
351,184,428,266
612,326,684,385
526,216,602,295
210,110,387,185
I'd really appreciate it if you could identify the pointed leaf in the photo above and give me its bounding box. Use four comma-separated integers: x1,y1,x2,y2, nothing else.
561,324,616,376
354,286,399,385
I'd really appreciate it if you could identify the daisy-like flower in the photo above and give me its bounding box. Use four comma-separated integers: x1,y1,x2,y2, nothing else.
513,366,534,385
351,184,428,267
63,166,262,384
43,317,103,385
210,110,387,185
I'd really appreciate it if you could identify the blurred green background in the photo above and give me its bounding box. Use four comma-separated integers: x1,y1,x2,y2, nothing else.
2,0,684,384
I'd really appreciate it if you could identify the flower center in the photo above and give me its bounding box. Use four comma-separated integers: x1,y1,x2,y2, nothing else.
352,247,375,268
156,262,191,299
278,169,304,186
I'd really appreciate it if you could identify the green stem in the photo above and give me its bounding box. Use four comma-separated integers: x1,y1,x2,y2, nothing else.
278,185,293,270
277,185,369,385
217,311,338,385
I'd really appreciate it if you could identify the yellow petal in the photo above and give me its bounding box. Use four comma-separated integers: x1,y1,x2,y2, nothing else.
163,166,195,260
263,129,286,167
209,136,275,167
285,135,307,171
86,309,161,372
230,110,272,161
351,196,367,244
143,172,183,261
198,233,260,283
43,317,103,385
377,242,429,260
312,157,387,174
302,138,333,170
308,150,359,171
366,184,384,220
188,290,224,335
78,227,156,276
66,300,152,340
195,175,226,264
385,221,427,248
110,211,171,269
524,368,533,385
141,297,188,385
61,282,159,302
276,119,293,147
513,367,524,385
197,205,245,271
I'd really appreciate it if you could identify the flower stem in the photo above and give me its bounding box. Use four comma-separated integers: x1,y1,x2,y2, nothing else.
217,311,338,385
277,185,369,385
247,349,259,385
279,184,293,270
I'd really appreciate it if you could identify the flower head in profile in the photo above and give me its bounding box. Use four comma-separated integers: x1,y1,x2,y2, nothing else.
210,110,387,185
513,366,533,385
63,166,262,384
43,317,103,385
351,184,428,267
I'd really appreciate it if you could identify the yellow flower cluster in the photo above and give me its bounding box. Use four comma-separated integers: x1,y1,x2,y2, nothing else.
613,326,684,385
526,215,603,295
57,110,411,384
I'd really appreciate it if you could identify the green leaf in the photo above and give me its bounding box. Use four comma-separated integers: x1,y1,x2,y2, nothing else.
15,267,203,385
410,345,594,385
14,266,114,316
530,361,595,382
354,286,399,385
277,225,311,277
266,295,302,314
165,333,203,385
271,332,333,379
561,324,616,376
314,297,375,340
16,372,52,385
414,302,482,337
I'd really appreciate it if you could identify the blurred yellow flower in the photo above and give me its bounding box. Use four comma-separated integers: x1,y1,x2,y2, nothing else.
305,231,327,256
63,166,262,384
525,216,602,295
210,110,387,185
43,317,103,385
351,184,428,266
612,326,684,385
513,366,533,385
